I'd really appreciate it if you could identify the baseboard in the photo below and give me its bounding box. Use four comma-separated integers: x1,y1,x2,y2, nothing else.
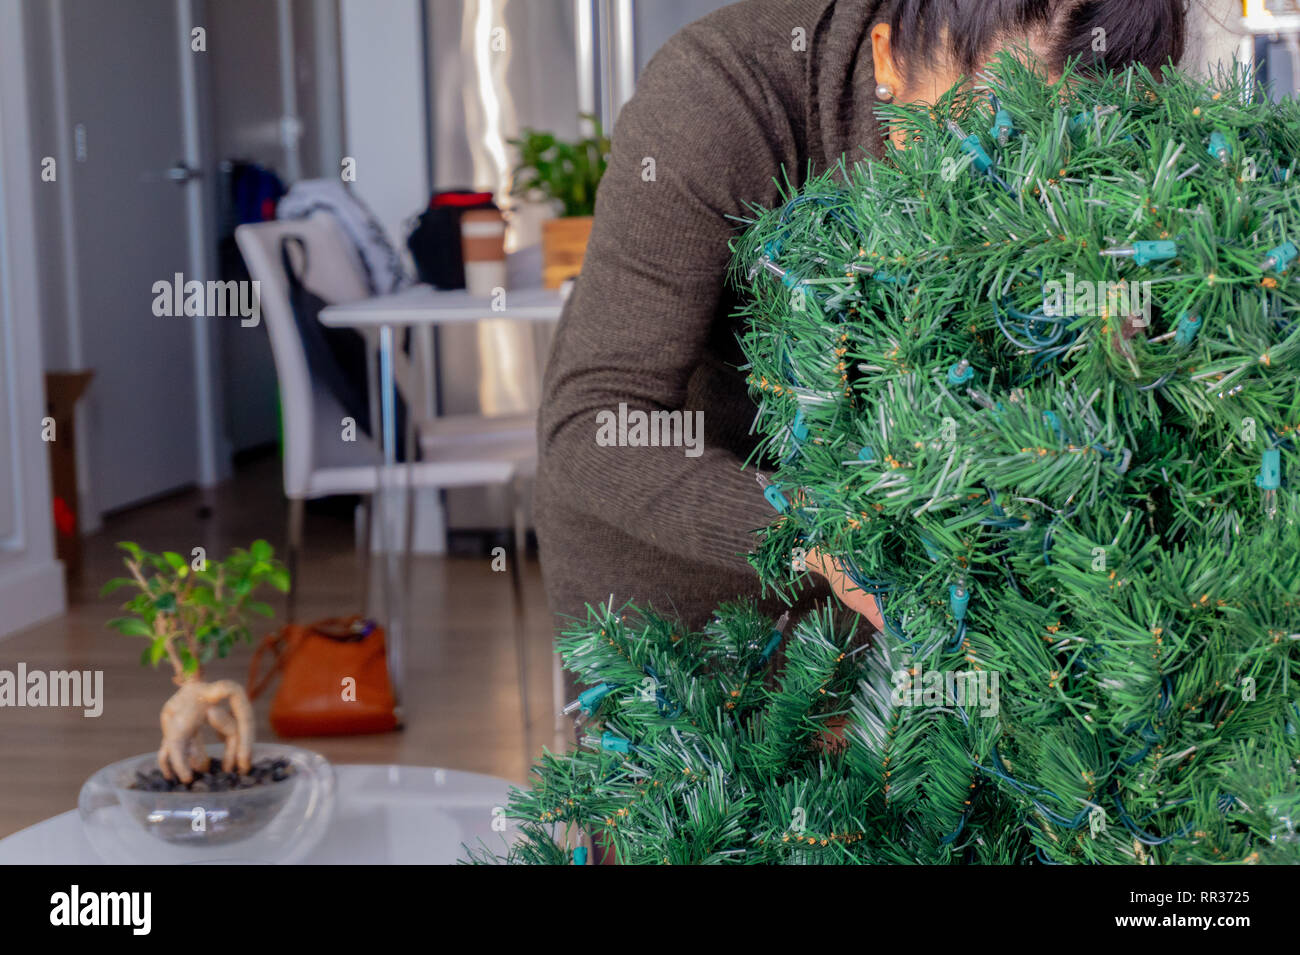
0,558,67,640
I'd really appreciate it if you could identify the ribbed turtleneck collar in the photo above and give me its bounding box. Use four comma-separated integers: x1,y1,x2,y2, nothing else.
808,0,890,175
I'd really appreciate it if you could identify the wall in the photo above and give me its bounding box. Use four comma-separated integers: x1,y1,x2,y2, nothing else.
632,0,731,75
22,0,101,534
1186,0,1252,77
339,0,429,255
0,0,67,637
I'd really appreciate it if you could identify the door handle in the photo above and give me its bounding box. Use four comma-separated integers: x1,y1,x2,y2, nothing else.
165,161,201,184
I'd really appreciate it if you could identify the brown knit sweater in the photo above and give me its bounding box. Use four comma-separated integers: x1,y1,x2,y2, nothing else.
536,0,888,634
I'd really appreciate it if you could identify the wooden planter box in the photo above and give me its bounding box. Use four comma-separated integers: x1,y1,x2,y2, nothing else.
541,216,594,289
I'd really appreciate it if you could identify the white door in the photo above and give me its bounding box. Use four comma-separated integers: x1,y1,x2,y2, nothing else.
59,0,204,512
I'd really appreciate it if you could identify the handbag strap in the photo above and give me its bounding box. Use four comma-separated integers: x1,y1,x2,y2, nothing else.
248,624,302,700
280,234,309,289
247,617,377,699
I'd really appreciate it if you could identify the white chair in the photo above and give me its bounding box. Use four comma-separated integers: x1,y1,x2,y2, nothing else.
234,215,539,729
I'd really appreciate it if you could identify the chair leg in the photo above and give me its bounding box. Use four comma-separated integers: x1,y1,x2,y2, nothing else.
394,471,416,706
357,495,373,617
505,474,531,761
286,497,305,624
511,474,528,593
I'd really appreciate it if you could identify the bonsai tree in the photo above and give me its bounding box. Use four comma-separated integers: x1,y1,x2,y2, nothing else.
508,114,610,218
101,540,290,784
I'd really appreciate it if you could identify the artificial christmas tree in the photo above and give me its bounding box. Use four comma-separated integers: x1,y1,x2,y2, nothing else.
481,56,1300,864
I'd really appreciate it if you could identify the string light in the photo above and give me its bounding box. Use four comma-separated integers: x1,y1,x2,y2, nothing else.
486,57,1300,868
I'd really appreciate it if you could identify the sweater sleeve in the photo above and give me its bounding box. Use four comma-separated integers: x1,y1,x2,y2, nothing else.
538,23,801,574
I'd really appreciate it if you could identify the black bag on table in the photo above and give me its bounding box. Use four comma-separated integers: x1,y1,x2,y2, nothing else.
406,190,498,290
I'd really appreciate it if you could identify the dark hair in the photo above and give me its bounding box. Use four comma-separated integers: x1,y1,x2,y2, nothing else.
881,0,1187,81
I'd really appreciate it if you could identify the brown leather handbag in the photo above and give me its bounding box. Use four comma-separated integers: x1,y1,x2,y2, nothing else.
248,616,400,736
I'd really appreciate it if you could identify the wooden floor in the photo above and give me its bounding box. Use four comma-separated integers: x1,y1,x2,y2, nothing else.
0,456,562,839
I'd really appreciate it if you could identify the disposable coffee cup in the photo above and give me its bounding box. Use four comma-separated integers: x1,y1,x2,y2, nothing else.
461,208,507,297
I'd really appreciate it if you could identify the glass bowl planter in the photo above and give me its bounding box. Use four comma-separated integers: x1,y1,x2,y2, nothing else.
79,743,334,864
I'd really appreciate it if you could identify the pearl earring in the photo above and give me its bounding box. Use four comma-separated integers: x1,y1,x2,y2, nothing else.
875,83,894,102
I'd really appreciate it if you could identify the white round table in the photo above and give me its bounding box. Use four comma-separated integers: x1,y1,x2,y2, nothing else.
0,764,519,864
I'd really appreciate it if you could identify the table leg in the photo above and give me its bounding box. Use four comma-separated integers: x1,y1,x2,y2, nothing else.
505,472,530,772
378,325,408,706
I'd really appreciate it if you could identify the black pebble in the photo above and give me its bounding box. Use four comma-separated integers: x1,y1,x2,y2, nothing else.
129,756,294,792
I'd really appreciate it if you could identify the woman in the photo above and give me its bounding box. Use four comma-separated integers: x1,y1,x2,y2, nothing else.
535,0,1187,637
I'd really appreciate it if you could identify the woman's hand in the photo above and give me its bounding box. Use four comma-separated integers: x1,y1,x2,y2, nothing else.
805,547,884,631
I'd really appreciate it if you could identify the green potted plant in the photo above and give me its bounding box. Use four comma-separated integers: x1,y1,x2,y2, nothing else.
101,539,289,785
80,540,336,861
509,114,610,288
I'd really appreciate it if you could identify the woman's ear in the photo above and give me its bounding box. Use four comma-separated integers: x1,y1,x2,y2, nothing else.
871,23,901,97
